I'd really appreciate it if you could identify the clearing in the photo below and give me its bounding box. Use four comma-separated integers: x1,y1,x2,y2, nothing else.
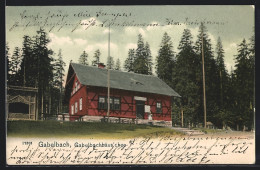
7,120,183,139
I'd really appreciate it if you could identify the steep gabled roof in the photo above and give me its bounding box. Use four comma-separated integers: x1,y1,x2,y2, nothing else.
69,63,180,97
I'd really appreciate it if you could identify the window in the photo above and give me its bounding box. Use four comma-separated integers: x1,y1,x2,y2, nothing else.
71,105,74,115
75,102,78,113
98,96,121,110
156,102,162,113
98,96,107,109
109,97,113,110
75,81,78,91
79,98,82,111
114,98,120,110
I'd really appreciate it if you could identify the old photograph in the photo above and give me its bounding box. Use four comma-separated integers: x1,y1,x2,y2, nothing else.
5,5,255,165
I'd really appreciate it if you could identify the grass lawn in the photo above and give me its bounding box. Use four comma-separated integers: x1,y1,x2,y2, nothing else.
7,120,183,139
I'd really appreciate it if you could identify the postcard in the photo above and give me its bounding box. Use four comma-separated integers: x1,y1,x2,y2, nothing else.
5,5,255,165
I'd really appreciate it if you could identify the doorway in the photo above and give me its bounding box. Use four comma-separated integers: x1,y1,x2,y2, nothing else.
136,100,145,119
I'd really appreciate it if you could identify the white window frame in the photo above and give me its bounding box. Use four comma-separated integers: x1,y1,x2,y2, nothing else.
75,102,78,113
71,105,74,115
114,97,120,110
156,102,162,113
79,98,82,111
77,82,80,91
75,81,78,91
98,96,106,109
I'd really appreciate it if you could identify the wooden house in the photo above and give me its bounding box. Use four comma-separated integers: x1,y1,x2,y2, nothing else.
64,63,180,125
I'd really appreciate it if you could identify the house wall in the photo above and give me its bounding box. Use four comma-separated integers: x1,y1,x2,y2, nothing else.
69,75,88,119
69,85,172,121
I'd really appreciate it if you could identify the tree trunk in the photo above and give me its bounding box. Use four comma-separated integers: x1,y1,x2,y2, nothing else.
220,70,223,107
181,108,184,127
49,95,51,114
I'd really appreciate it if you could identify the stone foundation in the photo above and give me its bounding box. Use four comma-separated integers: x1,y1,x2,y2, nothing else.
72,115,172,127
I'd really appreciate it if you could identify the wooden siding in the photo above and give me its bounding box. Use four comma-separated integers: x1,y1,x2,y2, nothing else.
69,82,172,121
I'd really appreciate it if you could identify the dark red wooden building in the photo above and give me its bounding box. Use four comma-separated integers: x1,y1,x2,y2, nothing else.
64,63,180,124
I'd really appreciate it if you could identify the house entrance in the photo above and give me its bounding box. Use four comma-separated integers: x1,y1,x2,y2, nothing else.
136,100,145,119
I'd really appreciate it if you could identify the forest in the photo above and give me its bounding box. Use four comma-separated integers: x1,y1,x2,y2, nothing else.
6,23,255,131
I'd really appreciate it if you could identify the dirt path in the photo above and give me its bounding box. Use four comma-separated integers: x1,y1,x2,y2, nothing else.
197,130,255,139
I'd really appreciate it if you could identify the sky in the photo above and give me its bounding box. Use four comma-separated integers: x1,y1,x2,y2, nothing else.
6,5,255,79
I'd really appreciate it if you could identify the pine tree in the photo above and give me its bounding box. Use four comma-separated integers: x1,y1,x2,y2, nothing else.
92,49,101,66
18,35,35,87
34,29,54,114
145,42,153,75
52,49,66,114
53,49,66,88
9,47,22,85
10,47,21,74
214,37,230,127
6,43,11,84
115,58,121,71
194,23,219,125
78,51,88,65
233,39,254,130
156,32,175,86
133,34,149,74
124,49,135,72
249,32,255,120
172,29,200,126
215,37,228,106
106,56,114,69
225,67,237,129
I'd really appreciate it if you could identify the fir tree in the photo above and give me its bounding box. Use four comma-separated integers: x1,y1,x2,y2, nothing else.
92,49,101,66
156,32,175,85
214,37,230,127
34,28,54,114
133,34,149,74
249,32,255,118
194,23,219,125
10,47,22,74
215,37,228,107
52,49,66,114
172,29,200,125
18,35,35,86
15,29,54,114
53,49,66,88
78,51,89,65
233,39,254,130
124,49,135,72
145,42,153,75
6,43,11,84
106,56,114,69
115,58,121,71
9,47,22,85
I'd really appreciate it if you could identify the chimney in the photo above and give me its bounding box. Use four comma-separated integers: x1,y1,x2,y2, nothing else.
98,63,106,69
